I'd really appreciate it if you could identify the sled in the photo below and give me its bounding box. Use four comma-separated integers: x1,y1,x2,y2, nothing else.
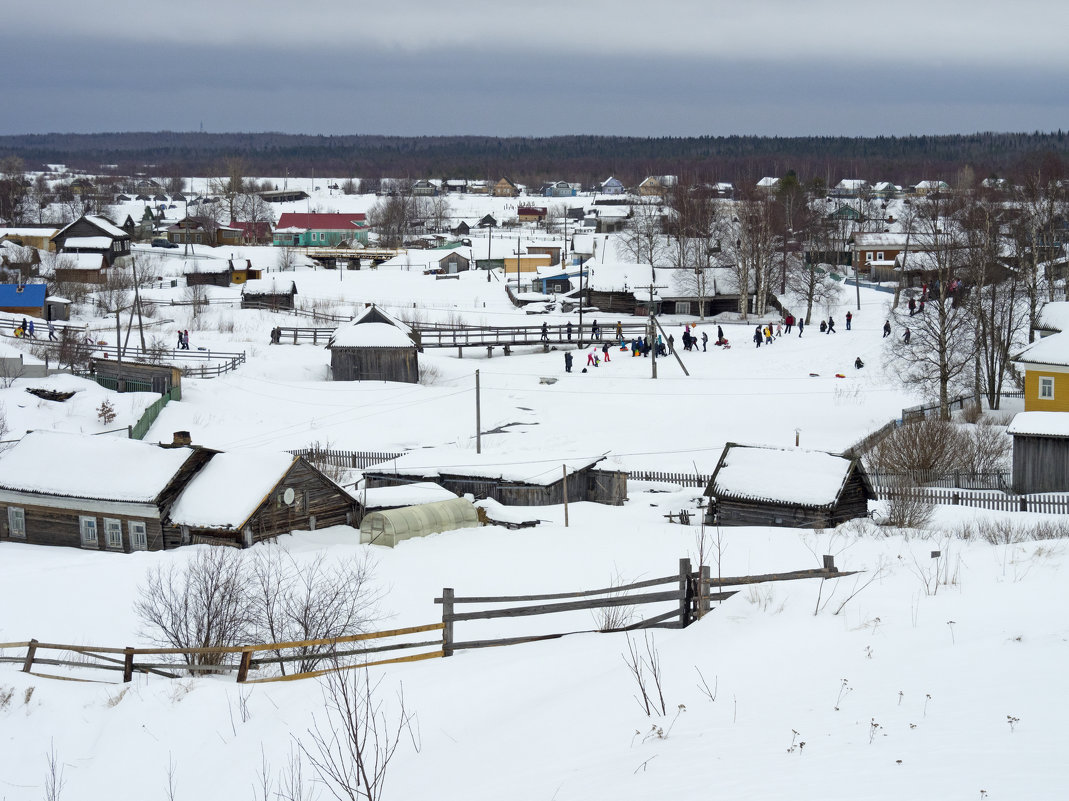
835,373,846,378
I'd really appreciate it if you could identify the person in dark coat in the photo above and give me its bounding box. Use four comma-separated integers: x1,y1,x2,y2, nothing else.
908,297,916,316
903,327,911,344
754,325,763,348
784,314,794,334
797,318,804,337
541,322,549,341
668,334,675,354
701,331,708,351
855,356,864,369
845,311,852,330
819,320,827,333
827,317,836,334
591,319,601,339
601,341,611,362
717,325,725,344
564,351,573,372
883,320,892,338
566,321,573,340
177,330,184,349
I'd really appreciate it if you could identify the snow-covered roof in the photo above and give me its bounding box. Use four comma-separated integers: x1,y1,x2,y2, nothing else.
330,322,416,349
757,177,779,188
358,481,458,510
168,451,296,529
1037,301,1069,333
1007,412,1069,439
0,431,193,503
1013,330,1069,367
854,232,911,248
84,215,128,238
242,277,296,295
709,444,859,508
57,253,105,271
62,236,111,250
836,179,869,190
584,261,656,292
367,446,608,485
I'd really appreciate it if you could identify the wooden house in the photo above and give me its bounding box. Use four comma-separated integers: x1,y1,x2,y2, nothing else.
493,177,519,197
185,258,262,288
518,206,548,224
273,213,369,247
600,176,625,195
0,226,59,252
703,443,875,528
377,247,471,275
852,232,911,280
0,283,48,318
241,277,297,310
362,448,627,507
542,181,577,198
411,180,438,196
584,261,742,317
328,305,419,383
54,252,108,284
164,451,356,548
1012,328,1069,412
229,220,273,245
1007,412,1069,493
51,215,130,267
0,431,211,552
638,177,666,197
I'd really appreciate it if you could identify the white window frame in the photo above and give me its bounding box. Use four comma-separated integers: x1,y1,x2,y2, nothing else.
79,516,98,547
129,521,148,551
104,517,123,550
876,251,884,261
1039,376,1055,400
675,301,691,315
7,506,25,539
866,251,874,261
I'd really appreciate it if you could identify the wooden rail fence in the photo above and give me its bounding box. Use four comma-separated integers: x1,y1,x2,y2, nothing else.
289,448,405,470
436,556,853,655
880,486,1069,513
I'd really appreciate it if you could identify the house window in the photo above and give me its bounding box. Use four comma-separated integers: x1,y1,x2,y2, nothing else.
104,518,123,550
675,302,691,315
876,252,884,261
1039,377,1055,400
129,521,148,551
866,251,874,261
7,507,25,539
79,516,98,547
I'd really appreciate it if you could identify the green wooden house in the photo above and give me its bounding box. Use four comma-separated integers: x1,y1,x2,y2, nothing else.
273,213,369,247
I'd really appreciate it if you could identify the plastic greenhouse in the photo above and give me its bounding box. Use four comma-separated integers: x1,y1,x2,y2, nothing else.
359,497,480,547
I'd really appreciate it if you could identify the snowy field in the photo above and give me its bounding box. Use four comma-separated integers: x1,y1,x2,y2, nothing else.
0,190,1064,799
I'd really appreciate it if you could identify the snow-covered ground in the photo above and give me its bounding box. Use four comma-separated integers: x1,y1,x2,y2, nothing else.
0,198,1063,799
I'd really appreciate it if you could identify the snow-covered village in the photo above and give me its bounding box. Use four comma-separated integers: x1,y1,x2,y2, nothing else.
0,159,1066,799
4,2,1069,796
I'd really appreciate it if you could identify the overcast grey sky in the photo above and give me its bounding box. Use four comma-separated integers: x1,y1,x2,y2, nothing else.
6,1,1068,136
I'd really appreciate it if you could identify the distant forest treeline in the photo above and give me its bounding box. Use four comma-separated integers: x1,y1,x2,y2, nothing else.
3,131,1069,187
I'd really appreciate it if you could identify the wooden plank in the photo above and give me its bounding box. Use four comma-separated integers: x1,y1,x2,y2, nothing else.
250,639,444,667
0,641,32,649
679,557,692,627
434,574,680,604
243,649,443,684
445,589,684,622
452,633,572,651
617,608,680,631
22,639,38,673
236,649,252,683
709,568,856,588
442,588,454,658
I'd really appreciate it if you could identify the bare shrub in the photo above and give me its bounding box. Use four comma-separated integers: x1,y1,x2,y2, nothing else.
623,632,667,717
417,363,441,386
884,485,935,529
591,571,636,632
299,667,413,801
867,418,961,474
961,401,984,424
0,686,13,709
952,517,1069,545
956,418,1011,474
135,548,255,668
304,440,348,484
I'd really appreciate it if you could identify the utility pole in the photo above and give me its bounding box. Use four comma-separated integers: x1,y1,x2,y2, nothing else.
475,369,481,454
516,232,521,293
486,222,492,282
562,464,569,527
641,282,667,379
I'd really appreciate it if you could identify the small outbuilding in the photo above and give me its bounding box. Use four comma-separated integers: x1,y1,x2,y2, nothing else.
328,305,419,383
704,443,875,528
1007,412,1069,493
241,277,297,310
359,497,480,547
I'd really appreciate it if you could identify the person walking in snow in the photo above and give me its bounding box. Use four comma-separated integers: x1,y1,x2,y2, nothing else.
48,321,56,341
566,321,573,340
183,330,190,350
883,320,891,338
26,320,34,338
784,314,794,334
564,351,573,373
615,320,623,340
540,322,549,342
845,311,852,330
701,331,708,351
591,320,601,340
908,297,916,316
668,334,675,355
827,317,836,334
903,327,911,344
764,326,773,345
717,325,725,343
754,325,763,348
797,318,804,337
177,330,184,349
602,341,611,362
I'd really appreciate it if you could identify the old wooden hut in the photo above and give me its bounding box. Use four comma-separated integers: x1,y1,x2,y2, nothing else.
185,258,263,288
164,451,356,548
704,443,875,527
328,306,419,383
1008,412,1069,493
362,447,628,507
241,277,297,310
0,431,210,552
90,358,182,396
51,215,130,267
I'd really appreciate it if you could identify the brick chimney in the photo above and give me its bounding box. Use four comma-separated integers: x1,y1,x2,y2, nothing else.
172,431,192,447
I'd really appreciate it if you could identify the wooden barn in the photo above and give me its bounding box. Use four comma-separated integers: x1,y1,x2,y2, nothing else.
241,277,297,310
0,283,48,318
164,451,356,548
362,448,628,507
186,258,262,288
51,215,130,267
1007,412,1069,493
54,252,108,284
0,431,211,553
584,261,743,317
327,305,419,383
704,443,875,528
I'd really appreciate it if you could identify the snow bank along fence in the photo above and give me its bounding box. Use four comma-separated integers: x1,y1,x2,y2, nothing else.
436,556,854,655
878,486,1069,514
0,623,445,685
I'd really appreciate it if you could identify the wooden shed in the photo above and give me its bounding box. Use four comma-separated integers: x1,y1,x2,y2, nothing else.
362,448,628,507
1008,412,1069,493
51,215,130,267
241,277,297,310
704,443,875,528
164,451,356,548
90,358,182,396
328,305,419,383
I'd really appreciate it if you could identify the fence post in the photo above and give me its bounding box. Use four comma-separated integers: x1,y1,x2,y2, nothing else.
442,588,454,657
236,648,253,683
22,639,38,673
123,647,134,682
679,558,692,628
952,492,960,506
822,554,836,573
1020,496,1028,513
699,564,711,618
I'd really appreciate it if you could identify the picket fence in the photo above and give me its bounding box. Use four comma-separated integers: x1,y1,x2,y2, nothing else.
881,486,1069,514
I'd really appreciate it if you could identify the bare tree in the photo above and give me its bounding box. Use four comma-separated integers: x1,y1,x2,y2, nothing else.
44,739,66,801
299,668,412,801
785,256,843,326
618,197,667,265
426,194,452,234
722,193,778,318
366,183,428,247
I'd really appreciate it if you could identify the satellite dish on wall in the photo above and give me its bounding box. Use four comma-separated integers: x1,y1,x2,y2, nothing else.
283,488,295,506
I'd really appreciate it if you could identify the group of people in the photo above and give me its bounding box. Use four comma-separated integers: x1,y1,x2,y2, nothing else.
176,329,191,350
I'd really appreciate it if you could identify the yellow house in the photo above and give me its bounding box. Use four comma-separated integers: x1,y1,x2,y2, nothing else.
1014,330,1069,412
503,254,552,273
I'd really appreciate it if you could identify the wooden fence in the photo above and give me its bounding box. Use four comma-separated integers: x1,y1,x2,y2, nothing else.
0,623,444,685
289,448,405,470
867,468,1012,492
880,486,1069,514
629,470,711,488
437,556,852,655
